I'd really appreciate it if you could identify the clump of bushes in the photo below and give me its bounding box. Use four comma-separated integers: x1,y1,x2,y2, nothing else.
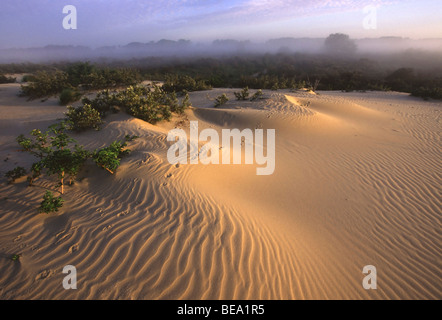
63,85,192,131
250,89,264,101
234,87,249,100
65,104,102,131
15,122,131,201
5,167,27,184
411,87,442,100
39,191,64,213
163,74,212,93
20,71,69,100
59,88,82,105
81,89,118,115
92,141,130,174
114,85,172,123
20,62,142,100
0,74,16,84
214,94,229,108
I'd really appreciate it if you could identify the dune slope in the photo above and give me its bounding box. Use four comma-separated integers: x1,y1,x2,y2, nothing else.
0,85,440,299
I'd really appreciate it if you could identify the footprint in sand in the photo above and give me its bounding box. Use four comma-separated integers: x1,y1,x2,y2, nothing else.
55,232,71,245
35,269,55,281
68,244,79,254
117,210,129,217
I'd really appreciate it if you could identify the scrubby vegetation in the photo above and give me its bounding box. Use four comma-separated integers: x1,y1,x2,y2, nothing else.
19,62,141,100
20,71,69,99
66,84,192,130
214,94,229,108
16,122,89,194
65,104,102,131
0,74,16,84
234,87,250,100
5,167,27,184
250,89,264,101
162,74,212,93
92,141,130,174
59,88,82,105
13,122,133,212
411,87,442,100
4,51,442,102
39,191,64,213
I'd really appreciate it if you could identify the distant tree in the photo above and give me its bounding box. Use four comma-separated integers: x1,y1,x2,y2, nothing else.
324,33,357,55
386,68,415,92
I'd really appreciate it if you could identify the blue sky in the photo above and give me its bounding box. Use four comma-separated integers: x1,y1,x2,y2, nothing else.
0,0,441,48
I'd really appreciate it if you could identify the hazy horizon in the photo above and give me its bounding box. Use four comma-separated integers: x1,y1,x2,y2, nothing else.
1,0,441,50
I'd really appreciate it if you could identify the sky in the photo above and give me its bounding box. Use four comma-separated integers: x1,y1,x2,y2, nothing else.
0,0,441,49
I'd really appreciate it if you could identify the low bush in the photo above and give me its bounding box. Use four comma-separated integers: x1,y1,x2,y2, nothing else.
214,94,229,108
93,141,130,174
65,104,102,131
0,74,16,84
163,74,212,93
5,167,27,184
411,87,442,100
234,87,249,100
250,89,264,101
20,71,69,99
59,88,82,105
39,191,64,213
16,123,132,212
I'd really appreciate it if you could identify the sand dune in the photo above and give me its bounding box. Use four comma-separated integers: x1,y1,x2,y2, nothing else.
0,84,440,299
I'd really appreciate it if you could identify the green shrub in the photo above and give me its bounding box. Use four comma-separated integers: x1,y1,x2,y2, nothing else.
114,85,174,123
59,88,82,105
234,87,249,100
5,167,27,184
93,141,129,174
65,104,102,131
17,123,89,193
214,94,229,108
0,74,16,84
20,71,70,100
163,74,212,93
81,90,118,115
21,74,37,83
177,92,192,113
250,89,264,101
411,87,442,100
39,191,64,213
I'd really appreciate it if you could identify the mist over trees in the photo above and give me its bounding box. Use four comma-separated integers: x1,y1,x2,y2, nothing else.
324,33,357,56
0,35,441,64
1,34,441,100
